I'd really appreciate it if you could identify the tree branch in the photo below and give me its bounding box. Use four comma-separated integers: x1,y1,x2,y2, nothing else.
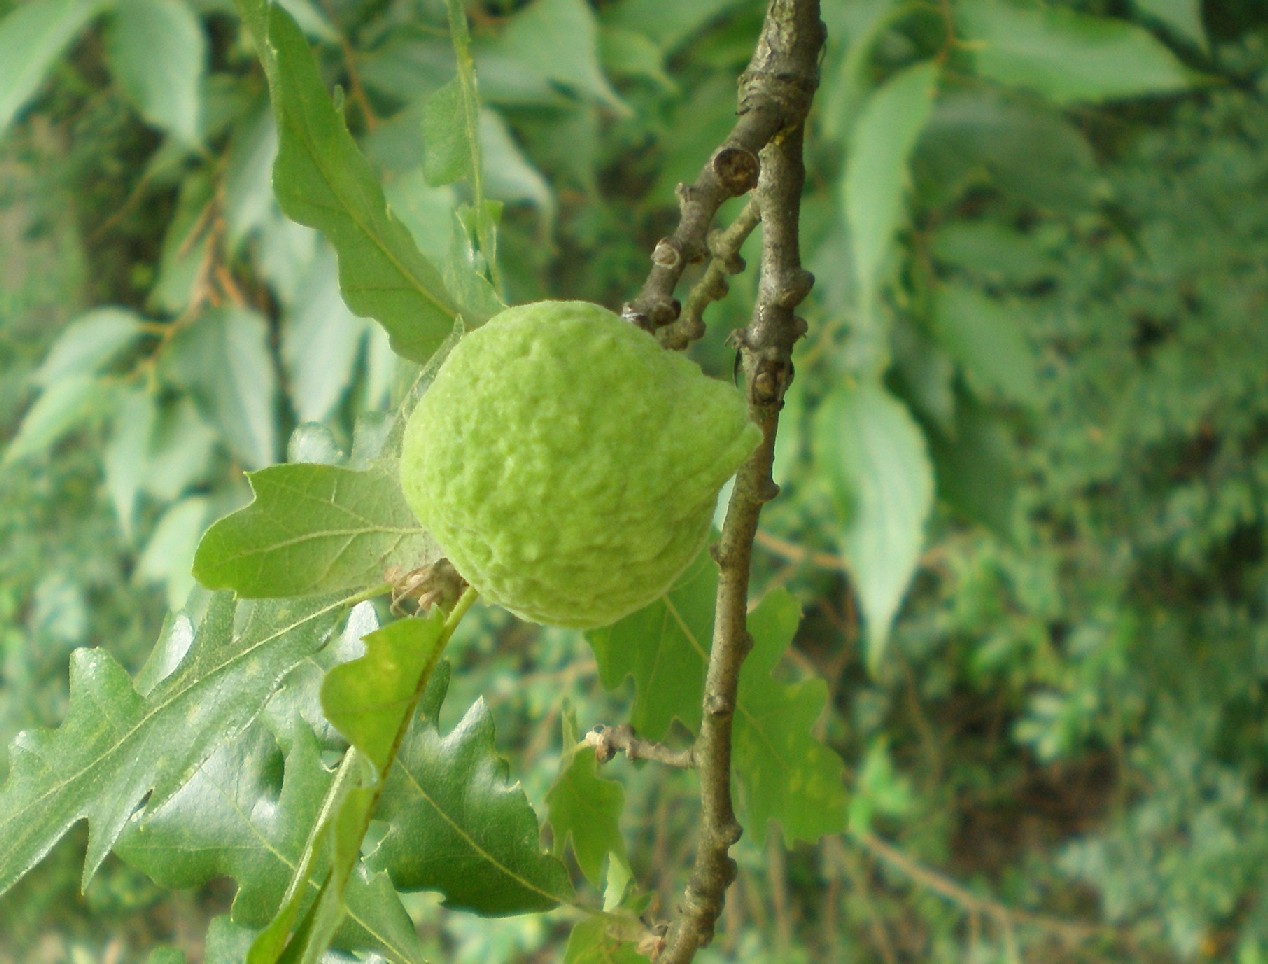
660,2,825,960
585,724,694,769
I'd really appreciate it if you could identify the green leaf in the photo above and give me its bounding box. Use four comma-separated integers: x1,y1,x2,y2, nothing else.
1132,0,1208,52
932,282,1041,407
914,90,1098,212
136,495,210,610
0,0,105,139
193,463,439,598
140,396,218,501
563,916,649,963
115,722,423,962
165,307,278,469
105,0,206,143
0,592,348,896
481,0,626,114
422,78,469,188
4,373,106,464
368,664,574,915
586,547,717,741
34,307,145,387
281,246,370,424
814,380,935,670
236,0,478,363
959,0,1203,104
845,61,939,318
547,744,629,887
599,0,741,54
104,386,156,539
321,615,446,776
929,220,1057,288
927,395,1018,542
733,591,849,846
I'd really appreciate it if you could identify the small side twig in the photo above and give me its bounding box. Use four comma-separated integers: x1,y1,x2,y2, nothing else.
657,199,761,350
585,725,694,769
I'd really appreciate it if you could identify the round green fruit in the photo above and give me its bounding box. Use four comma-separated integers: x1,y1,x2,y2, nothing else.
399,300,761,629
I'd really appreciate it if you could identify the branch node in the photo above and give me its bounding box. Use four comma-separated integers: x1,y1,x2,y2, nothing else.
652,237,683,270
711,146,760,196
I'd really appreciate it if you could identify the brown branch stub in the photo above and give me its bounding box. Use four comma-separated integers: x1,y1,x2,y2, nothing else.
660,2,825,962
585,725,695,769
711,147,761,196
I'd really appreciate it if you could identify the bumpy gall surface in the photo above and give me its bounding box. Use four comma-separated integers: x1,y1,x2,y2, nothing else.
400,300,760,628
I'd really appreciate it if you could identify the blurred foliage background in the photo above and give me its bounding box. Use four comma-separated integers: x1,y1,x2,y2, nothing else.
1,0,1266,960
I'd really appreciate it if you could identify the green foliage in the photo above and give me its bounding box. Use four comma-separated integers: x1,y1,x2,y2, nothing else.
2,0,1265,959
194,464,439,598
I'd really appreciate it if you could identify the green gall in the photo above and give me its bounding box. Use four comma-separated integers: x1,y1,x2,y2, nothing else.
399,300,761,629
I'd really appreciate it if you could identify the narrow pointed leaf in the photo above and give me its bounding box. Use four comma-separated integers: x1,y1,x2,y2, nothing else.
845,61,939,308
814,380,935,669
193,463,440,597
368,665,574,915
236,0,482,363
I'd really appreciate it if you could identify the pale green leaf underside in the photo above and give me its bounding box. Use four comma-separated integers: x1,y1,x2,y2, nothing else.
815,380,935,670
845,61,940,308
193,463,439,598
961,0,1204,104
0,0,104,139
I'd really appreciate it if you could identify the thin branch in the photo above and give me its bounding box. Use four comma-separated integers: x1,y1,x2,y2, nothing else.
585,725,694,769
852,831,1126,952
660,2,825,960
657,199,760,350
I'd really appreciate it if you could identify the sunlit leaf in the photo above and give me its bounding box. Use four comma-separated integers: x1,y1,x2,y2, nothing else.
116,722,423,962
0,592,350,896
194,462,439,598
322,615,446,775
